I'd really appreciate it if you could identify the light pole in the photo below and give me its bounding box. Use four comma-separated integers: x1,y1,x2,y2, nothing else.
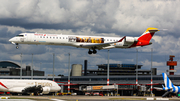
53,53,55,81
40,62,41,71
151,48,153,96
68,53,70,93
107,50,109,86
20,53,22,79
136,49,138,85
31,54,33,80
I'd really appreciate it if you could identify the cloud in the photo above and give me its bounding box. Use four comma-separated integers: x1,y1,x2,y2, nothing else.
0,0,180,36
0,0,180,76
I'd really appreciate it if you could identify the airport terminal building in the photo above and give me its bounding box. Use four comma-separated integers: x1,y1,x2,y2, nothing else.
0,60,179,96
0,61,44,76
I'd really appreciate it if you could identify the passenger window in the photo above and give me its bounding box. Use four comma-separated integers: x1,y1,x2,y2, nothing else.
56,37,58,39
60,37,61,39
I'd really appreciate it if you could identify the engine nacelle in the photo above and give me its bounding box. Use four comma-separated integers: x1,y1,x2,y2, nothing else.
42,87,50,94
125,37,138,43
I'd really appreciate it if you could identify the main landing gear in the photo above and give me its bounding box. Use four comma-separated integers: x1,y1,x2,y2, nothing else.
88,49,97,54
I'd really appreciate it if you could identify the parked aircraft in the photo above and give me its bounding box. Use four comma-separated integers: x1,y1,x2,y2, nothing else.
9,27,159,54
0,79,61,95
154,73,180,97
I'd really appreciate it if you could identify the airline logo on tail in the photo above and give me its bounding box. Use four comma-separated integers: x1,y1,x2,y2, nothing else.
138,27,159,42
130,27,159,47
162,73,174,88
162,73,180,93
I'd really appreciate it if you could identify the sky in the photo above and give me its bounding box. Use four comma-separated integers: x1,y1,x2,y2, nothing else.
0,0,180,76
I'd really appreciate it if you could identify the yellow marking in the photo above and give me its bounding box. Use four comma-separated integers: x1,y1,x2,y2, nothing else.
145,27,159,33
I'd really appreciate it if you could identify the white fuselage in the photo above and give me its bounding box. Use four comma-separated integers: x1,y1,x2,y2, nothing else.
0,79,61,94
9,27,159,54
9,33,137,49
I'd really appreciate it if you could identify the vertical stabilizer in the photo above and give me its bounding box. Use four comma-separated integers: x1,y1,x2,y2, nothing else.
138,27,159,42
133,27,159,47
162,73,174,87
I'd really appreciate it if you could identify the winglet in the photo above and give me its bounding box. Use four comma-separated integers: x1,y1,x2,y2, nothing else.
118,36,126,42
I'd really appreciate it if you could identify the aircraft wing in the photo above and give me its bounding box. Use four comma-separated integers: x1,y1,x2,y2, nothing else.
22,85,43,94
8,86,42,94
74,36,126,50
154,87,163,90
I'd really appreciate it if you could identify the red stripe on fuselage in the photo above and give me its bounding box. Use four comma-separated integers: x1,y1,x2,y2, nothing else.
0,82,8,89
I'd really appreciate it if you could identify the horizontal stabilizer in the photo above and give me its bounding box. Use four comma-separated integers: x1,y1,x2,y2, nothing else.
146,27,159,33
154,87,163,90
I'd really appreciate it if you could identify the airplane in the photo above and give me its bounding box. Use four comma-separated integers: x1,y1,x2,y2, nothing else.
9,27,159,54
154,73,180,97
0,79,61,95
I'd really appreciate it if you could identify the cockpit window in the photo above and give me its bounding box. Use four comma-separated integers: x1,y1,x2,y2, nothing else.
16,35,24,37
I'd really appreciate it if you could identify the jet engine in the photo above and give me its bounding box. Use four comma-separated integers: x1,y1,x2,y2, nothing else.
125,37,138,43
42,87,50,94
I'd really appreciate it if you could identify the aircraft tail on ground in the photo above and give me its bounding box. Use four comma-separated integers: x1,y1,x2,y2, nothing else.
154,73,178,97
162,73,174,88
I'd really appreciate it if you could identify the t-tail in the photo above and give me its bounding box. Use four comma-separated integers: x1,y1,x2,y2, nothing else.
135,27,159,46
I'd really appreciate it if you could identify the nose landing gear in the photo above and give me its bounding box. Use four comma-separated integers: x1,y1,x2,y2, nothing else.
16,43,19,49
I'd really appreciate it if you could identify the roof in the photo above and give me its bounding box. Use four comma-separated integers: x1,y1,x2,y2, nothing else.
0,61,20,68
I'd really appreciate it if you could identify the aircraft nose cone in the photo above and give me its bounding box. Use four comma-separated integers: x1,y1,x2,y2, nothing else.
9,38,16,44
58,86,61,91
9,38,13,42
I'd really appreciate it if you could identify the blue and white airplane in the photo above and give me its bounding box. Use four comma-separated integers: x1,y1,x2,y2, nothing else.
155,73,180,97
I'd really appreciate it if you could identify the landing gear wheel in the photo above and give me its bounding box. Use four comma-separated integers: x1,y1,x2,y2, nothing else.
16,46,19,49
88,50,92,54
93,50,97,54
